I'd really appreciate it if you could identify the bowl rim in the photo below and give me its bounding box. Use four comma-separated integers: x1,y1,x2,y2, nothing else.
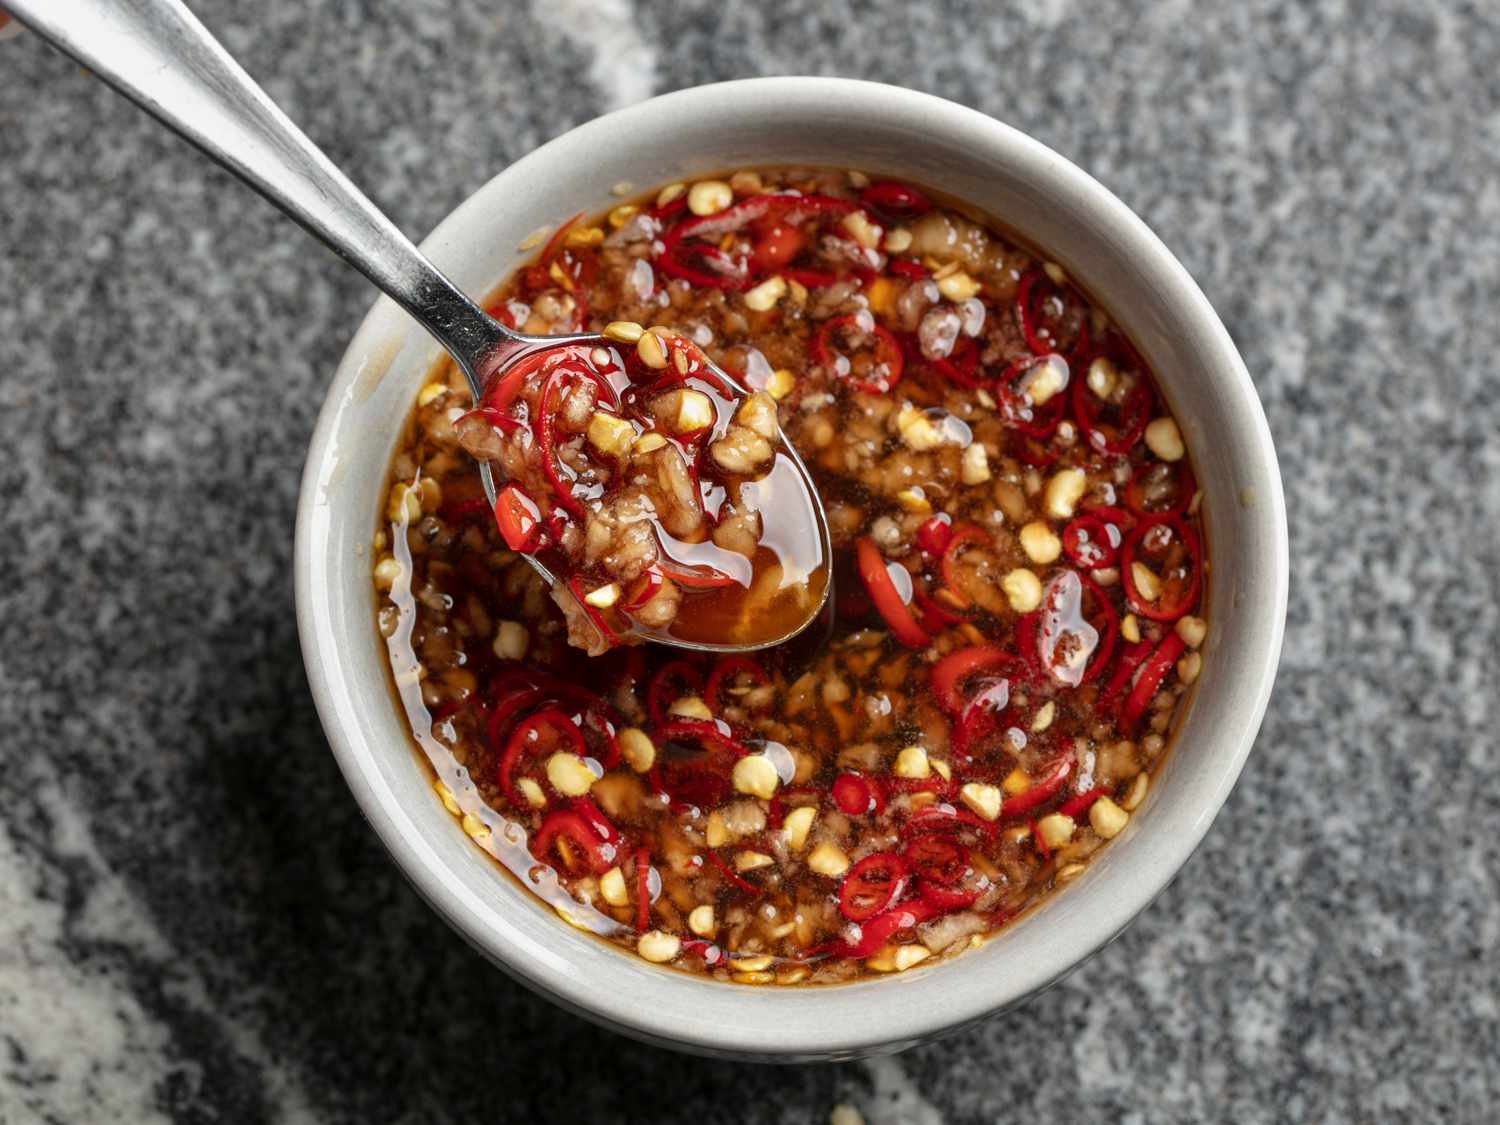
295,75,1288,1059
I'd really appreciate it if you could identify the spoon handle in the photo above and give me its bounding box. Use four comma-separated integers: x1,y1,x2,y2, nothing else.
7,0,513,390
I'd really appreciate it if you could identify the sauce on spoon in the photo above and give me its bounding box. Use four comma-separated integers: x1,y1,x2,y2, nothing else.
455,328,829,654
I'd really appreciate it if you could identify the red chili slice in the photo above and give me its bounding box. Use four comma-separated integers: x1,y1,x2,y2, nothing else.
839,853,910,922
647,660,704,726
915,515,954,556
531,808,616,875
679,937,725,966
1000,753,1075,816
580,706,623,769
924,882,984,918
1072,366,1153,455
1016,267,1091,362
438,496,494,527
498,664,603,713
887,775,957,800
859,181,932,219
938,523,993,609
484,686,543,756
654,719,752,760
703,848,763,896
635,848,652,932
650,761,730,812
658,558,739,589
459,404,528,440
854,537,931,649
832,772,886,816
930,335,984,389
1099,639,1153,716
485,300,518,329
750,221,805,273
952,676,1017,759
1016,571,1114,687
929,645,1028,715
995,353,1069,438
651,192,688,223
566,575,624,647
504,343,621,408
532,369,585,519
1058,786,1109,819
1121,632,1187,731
489,484,542,553
428,694,480,728
1077,572,1119,684
913,589,966,635
704,655,771,713
498,707,587,804
657,226,753,290
569,796,620,843
903,835,969,886
1030,819,1051,859
1125,459,1198,518
812,315,905,394
657,193,855,290
886,258,930,280
904,805,998,837
1062,508,1129,569
536,211,582,266
1121,515,1202,622
621,566,664,612
1033,571,1097,686
919,882,982,913
830,901,938,959
781,267,840,289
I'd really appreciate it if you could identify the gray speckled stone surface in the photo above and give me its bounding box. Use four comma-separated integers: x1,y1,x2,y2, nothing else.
1,1,1496,1121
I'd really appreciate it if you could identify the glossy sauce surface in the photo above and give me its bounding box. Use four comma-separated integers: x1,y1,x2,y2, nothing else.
374,167,1208,984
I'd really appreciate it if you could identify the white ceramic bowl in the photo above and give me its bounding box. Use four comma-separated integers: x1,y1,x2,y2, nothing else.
295,77,1287,1061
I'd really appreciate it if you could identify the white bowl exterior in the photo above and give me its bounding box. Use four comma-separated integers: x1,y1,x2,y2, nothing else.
295,77,1287,1060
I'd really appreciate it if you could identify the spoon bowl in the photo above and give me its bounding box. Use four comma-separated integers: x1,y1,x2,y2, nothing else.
468,327,833,653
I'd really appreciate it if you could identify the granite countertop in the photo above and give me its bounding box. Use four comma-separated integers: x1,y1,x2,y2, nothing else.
2,1,1496,1121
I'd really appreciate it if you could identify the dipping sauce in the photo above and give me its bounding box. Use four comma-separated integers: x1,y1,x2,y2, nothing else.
373,167,1207,983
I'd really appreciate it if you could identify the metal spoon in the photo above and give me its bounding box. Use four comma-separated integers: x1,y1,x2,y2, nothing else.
9,0,833,653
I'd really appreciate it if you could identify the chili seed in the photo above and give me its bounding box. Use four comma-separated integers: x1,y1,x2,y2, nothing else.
1176,615,1207,648
546,752,597,797
807,842,850,877
960,782,1002,821
1019,521,1062,564
1043,467,1088,519
617,728,656,772
636,330,668,369
1145,417,1186,462
687,180,733,216
893,745,931,778
599,866,629,906
1089,797,1129,839
603,319,645,343
1177,651,1202,685
782,806,817,851
1001,568,1043,613
1036,813,1076,849
637,931,681,963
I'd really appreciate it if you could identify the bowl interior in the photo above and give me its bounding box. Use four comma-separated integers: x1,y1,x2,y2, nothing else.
296,77,1287,1060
